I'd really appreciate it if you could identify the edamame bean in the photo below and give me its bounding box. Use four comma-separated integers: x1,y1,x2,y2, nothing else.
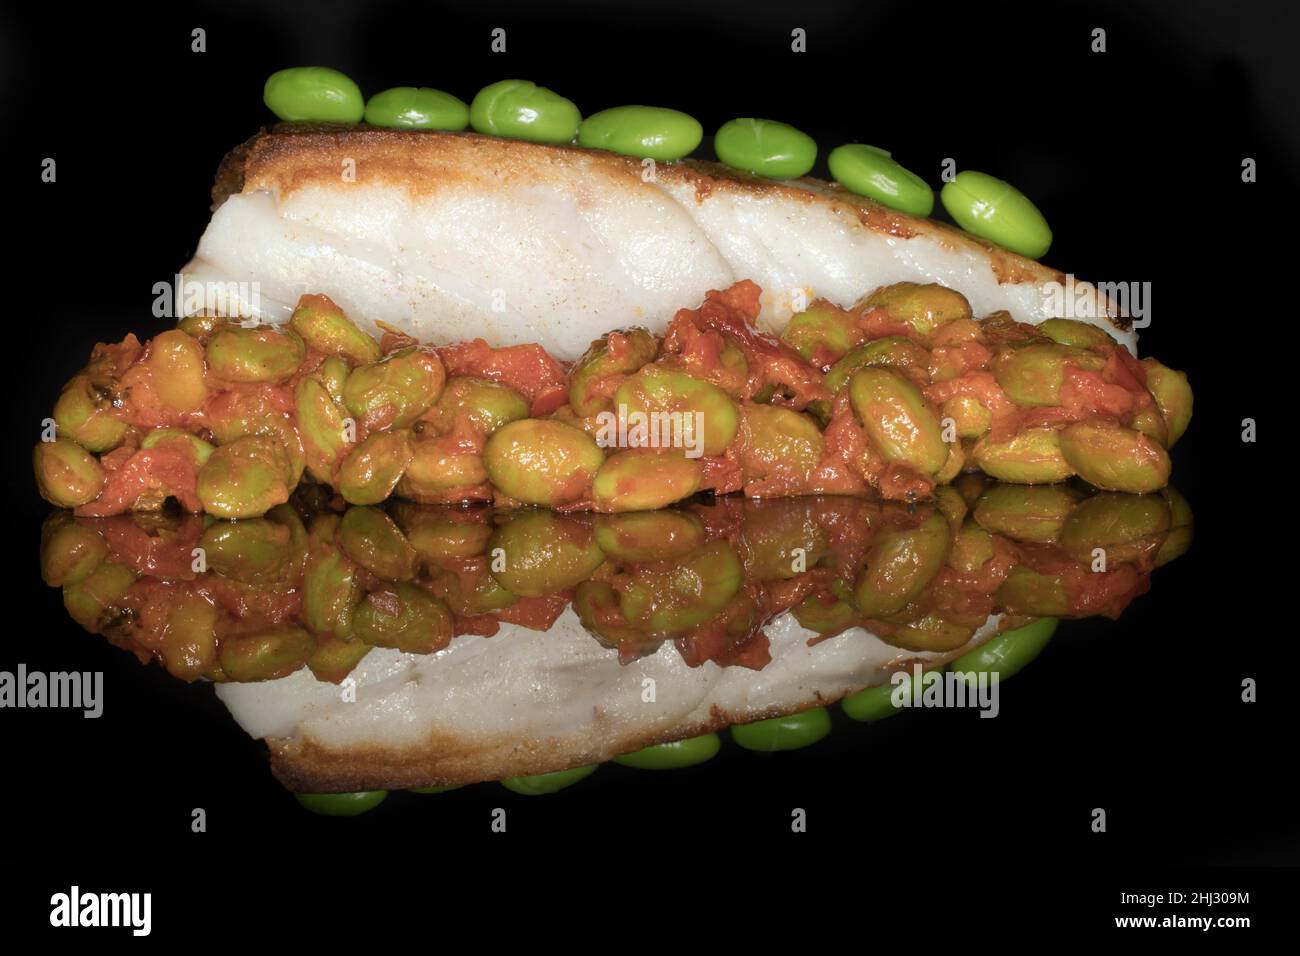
219,626,315,682
592,449,703,512
197,436,293,519
1059,492,1171,564
714,118,817,179
737,405,825,484
264,67,365,123
158,592,219,681
780,300,859,364
343,347,446,431
949,617,1058,681
619,540,743,634
469,79,581,143
613,733,721,769
568,329,658,417
992,343,1105,406
1038,318,1116,349
881,612,976,652
398,437,487,499
131,329,209,414
940,170,1052,259
824,336,930,394
200,519,292,584
1140,359,1193,448
289,294,381,365
334,430,413,505
848,368,948,476
853,510,950,618
730,707,831,751
841,668,930,722
53,375,128,452
34,438,105,507
483,419,604,507
206,326,305,383
426,377,530,437
352,582,454,654
500,765,597,795
140,428,215,466
614,366,739,458
393,507,493,561
592,510,705,561
40,513,107,587
62,561,136,632
296,377,351,484
338,506,417,581
858,282,973,339
973,484,1081,543
941,396,992,439
488,511,604,596
972,428,1075,484
996,566,1070,617
791,590,857,634
1058,421,1171,493
364,87,470,130
302,546,363,640
574,580,657,653
578,106,702,161
295,790,388,816
827,144,934,216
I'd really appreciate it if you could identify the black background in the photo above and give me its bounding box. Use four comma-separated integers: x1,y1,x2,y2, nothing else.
2,0,1294,937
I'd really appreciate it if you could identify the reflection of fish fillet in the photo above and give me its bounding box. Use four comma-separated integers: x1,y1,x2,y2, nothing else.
184,126,1134,362
218,609,1002,792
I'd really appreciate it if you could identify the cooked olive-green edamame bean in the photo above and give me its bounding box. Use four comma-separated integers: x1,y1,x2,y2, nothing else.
159,591,219,681
858,281,973,339
500,765,598,795
613,733,721,769
950,617,1058,682
714,118,817,179
578,106,703,161
303,547,363,641
295,790,388,816
881,611,976,653
592,510,705,561
53,375,128,452
613,365,739,458
592,449,703,512
426,376,530,437
219,625,315,682
338,506,417,580
469,79,581,144
828,144,934,216
264,67,365,123
848,368,948,476
364,87,469,130
136,329,209,414
940,170,1052,259
343,347,446,431
34,438,105,508
780,300,859,364
791,590,857,634
483,419,604,507
1058,421,1171,493
352,582,454,654
841,668,932,722
334,430,414,505
568,328,659,417
200,519,292,584
992,343,1105,407
619,540,742,634
996,566,1071,617
206,326,305,383
289,295,381,365
824,336,929,395
737,404,825,483
973,484,1080,544
62,561,136,632
1140,359,1193,448
972,427,1075,484
853,510,951,618
1038,318,1116,349
731,707,831,751
1058,492,1171,565
398,436,487,499
1155,486,1193,567
197,436,294,519
140,428,215,465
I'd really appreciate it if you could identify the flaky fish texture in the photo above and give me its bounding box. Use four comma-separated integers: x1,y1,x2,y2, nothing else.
184,125,1134,361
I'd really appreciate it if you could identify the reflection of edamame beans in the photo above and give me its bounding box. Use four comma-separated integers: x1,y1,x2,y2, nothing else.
488,511,604,596
592,510,704,561
714,118,817,179
483,419,604,507
500,765,597,795
828,144,934,216
619,540,742,633
973,484,1080,544
158,592,219,681
1059,492,1171,564
62,561,136,632
303,546,363,640
940,170,1052,259
352,583,454,654
364,87,469,130
34,439,105,507
339,506,417,580
614,733,721,769
949,617,1058,681
40,513,107,587
295,790,389,816
469,80,581,144
200,519,292,584
264,67,365,123
731,707,831,751
578,106,703,161
853,510,950,618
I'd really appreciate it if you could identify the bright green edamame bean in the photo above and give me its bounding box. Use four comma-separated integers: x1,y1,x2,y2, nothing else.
264,67,364,123
940,170,1052,259
469,80,581,144
364,87,469,130
949,617,1058,681
500,765,597,795
578,106,702,161
714,118,817,179
828,144,934,216
34,439,105,508
613,733,721,770
841,669,931,722
731,707,831,752
295,790,388,816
